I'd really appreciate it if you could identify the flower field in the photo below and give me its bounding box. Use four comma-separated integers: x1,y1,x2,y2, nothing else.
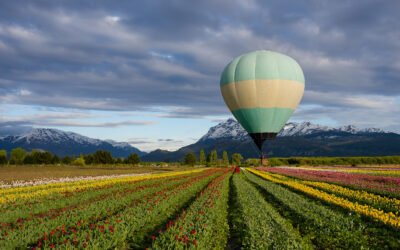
0,166,399,249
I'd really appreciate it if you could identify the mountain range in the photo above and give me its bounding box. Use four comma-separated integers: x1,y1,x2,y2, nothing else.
0,119,399,160
0,128,145,157
142,119,400,161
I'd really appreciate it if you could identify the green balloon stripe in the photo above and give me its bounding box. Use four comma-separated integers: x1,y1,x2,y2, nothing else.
232,107,294,133
220,50,305,86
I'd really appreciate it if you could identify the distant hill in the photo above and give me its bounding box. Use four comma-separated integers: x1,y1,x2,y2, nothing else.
142,119,400,161
0,128,145,157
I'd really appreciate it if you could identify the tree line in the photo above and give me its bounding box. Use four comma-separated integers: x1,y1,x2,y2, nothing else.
0,148,140,166
1,147,399,167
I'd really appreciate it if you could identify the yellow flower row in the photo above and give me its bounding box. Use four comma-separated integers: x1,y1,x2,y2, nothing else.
0,169,205,204
247,168,400,228
301,181,400,212
261,172,400,212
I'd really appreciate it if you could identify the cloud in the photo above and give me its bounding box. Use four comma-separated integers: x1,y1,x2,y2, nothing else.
158,138,183,142
0,0,399,132
127,139,153,145
0,119,153,128
0,112,154,128
37,120,154,127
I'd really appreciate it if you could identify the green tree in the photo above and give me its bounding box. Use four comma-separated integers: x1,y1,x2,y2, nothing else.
10,147,26,165
125,153,140,165
231,153,243,166
72,155,86,166
199,149,206,166
62,156,73,164
23,154,35,164
84,154,94,165
0,150,7,165
23,150,54,165
52,155,60,164
184,152,197,166
222,151,229,166
91,150,114,164
28,150,53,164
207,150,218,167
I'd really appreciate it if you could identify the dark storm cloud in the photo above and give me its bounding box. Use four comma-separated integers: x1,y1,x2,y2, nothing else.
0,0,399,120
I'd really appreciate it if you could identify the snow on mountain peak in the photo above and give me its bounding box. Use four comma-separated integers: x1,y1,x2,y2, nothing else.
199,118,248,141
12,128,102,145
200,119,390,141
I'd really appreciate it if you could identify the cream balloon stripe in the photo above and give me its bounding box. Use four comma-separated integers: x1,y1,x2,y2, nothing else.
220,79,304,111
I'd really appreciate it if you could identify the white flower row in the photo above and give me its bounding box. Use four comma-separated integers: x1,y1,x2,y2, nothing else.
0,172,151,189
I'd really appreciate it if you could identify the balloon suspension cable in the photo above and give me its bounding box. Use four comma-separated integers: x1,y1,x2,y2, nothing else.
259,145,266,167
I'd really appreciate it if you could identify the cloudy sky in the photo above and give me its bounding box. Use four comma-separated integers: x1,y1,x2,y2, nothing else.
1,0,399,151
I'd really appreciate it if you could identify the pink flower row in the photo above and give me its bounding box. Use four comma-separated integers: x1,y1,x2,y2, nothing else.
257,167,400,195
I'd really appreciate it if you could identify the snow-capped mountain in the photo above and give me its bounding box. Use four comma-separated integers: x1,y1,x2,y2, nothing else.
0,128,145,157
143,119,399,161
9,128,103,145
199,118,248,141
200,119,391,141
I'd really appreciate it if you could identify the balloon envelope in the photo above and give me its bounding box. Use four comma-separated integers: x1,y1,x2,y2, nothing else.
220,50,305,150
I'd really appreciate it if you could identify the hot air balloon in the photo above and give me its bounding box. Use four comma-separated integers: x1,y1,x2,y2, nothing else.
220,50,305,163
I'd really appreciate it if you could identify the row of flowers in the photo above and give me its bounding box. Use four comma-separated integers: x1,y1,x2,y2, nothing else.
258,167,400,196
0,172,204,230
263,171,400,213
0,170,219,249
50,169,225,249
231,173,309,249
242,169,400,248
292,166,400,177
148,170,231,249
0,169,206,205
248,168,400,229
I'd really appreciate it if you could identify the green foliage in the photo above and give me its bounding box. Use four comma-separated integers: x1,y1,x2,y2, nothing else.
61,156,73,164
231,153,243,166
244,158,260,167
23,150,54,164
114,158,124,164
0,149,7,165
231,174,310,249
199,149,206,165
183,152,197,166
0,171,218,249
125,153,140,165
268,156,400,166
1,168,399,248
151,171,230,249
207,149,218,167
72,155,86,166
51,155,60,164
243,171,400,249
89,150,114,164
10,147,27,165
222,150,229,166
